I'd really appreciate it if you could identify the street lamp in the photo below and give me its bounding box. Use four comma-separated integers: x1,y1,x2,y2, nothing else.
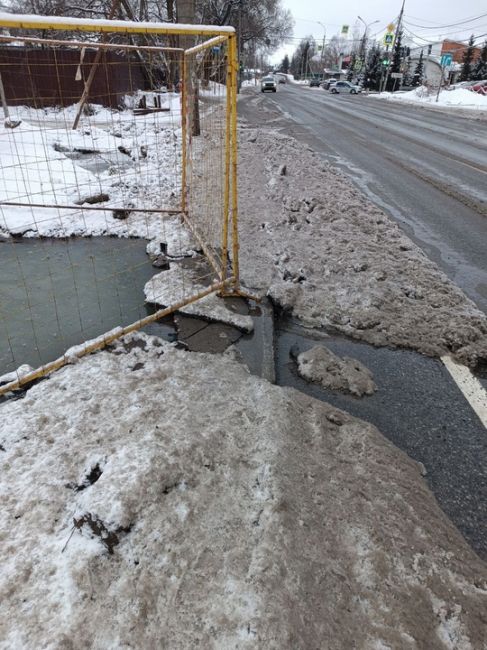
357,16,379,59
317,21,326,69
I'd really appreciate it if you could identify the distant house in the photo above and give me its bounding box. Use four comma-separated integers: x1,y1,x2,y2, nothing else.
408,39,482,86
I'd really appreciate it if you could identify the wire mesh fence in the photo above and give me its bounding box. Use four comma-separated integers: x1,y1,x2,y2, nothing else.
0,16,239,394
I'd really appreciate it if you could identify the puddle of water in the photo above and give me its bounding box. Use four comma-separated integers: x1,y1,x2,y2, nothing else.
0,237,169,375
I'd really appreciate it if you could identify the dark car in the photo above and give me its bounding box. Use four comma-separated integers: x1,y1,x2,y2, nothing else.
309,78,322,87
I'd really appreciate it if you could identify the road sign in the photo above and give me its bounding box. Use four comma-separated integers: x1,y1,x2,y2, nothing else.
391,72,403,79
440,53,453,67
384,33,394,46
387,23,395,32
341,25,349,35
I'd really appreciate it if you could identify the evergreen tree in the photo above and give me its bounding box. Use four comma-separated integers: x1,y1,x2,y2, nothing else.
347,53,356,81
364,44,382,91
460,35,475,81
402,56,413,87
281,54,290,74
412,50,424,86
472,41,487,80
386,28,403,91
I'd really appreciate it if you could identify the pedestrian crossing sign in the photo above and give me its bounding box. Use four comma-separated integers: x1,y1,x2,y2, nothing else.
384,33,394,46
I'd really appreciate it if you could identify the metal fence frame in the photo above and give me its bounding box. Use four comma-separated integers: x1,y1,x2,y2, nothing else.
0,13,240,394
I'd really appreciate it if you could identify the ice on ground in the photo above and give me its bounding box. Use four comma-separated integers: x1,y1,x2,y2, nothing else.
144,263,254,332
237,127,487,367
371,86,487,111
296,345,377,396
146,219,197,259
0,332,486,648
0,363,33,387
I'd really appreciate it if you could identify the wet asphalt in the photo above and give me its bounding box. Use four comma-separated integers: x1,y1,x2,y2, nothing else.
239,84,487,314
275,320,487,561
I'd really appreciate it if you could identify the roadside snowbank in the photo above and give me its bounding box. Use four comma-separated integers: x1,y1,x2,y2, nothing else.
237,127,487,367
372,86,487,111
1,333,486,648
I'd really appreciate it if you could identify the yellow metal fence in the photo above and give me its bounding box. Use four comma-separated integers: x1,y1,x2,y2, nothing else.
0,14,239,394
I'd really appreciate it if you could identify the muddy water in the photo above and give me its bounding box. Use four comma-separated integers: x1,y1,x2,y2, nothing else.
0,237,172,376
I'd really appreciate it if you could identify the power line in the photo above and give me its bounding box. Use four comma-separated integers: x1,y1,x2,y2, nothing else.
404,12,487,30
403,26,487,46
403,22,487,41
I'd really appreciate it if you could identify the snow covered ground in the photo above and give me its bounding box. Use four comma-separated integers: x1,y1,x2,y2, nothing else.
0,96,182,240
1,332,486,648
372,86,487,112
237,127,487,367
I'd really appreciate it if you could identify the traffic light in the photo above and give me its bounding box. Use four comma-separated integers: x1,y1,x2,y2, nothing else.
382,59,390,66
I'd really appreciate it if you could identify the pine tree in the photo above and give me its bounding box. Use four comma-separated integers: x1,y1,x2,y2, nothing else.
364,44,383,91
402,56,413,87
412,50,424,87
460,35,475,81
281,54,290,74
387,28,403,91
347,53,356,81
472,41,487,80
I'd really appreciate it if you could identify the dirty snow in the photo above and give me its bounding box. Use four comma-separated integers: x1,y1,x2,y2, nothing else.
372,86,487,112
144,263,253,332
236,126,487,367
0,332,486,648
296,345,377,396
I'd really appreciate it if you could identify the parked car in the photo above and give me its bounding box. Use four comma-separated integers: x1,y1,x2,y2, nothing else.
278,77,286,84
330,80,362,94
261,76,277,93
309,78,322,87
321,79,338,90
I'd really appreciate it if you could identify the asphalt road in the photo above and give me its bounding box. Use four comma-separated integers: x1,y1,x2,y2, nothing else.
239,84,487,314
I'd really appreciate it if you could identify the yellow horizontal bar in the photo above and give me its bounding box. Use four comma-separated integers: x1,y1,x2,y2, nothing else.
184,35,228,56
0,13,235,37
0,277,235,396
0,34,184,52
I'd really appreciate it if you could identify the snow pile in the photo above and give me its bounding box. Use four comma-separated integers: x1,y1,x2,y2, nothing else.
237,127,487,367
0,332,486,647
373,86,487,110
0,97,182,239
144,263,254,332
296,345,377,396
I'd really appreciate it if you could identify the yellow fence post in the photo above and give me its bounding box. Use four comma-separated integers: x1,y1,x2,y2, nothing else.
180,50,187,214
228,33,240,291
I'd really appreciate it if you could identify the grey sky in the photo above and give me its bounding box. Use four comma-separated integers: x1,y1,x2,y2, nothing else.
270,1,487,61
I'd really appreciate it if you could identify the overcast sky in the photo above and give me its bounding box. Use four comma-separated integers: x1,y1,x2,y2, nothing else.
270,1,487,62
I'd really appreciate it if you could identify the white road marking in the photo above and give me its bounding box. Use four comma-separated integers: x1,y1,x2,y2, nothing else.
441,356,487,428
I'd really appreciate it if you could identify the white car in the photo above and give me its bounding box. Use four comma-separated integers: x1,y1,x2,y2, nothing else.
261,76,277,93
330,80,362,94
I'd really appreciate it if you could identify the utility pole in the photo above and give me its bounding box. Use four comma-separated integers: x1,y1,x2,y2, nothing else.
381,0,405,93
